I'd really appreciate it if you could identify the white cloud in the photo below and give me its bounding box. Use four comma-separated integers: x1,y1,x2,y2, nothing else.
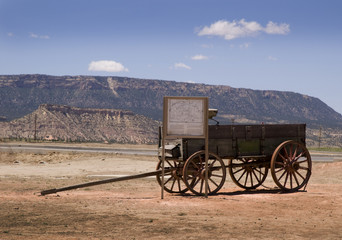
191,54,208,60
264,21,290,35
29,32,50,39
88,60,129,72
173,62,191,70
198,19,290,40
7,32,14,37
30,33,39,38
268,56,278,61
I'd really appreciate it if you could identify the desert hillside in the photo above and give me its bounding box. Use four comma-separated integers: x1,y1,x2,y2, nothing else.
1,74,342,128
0,104,160,144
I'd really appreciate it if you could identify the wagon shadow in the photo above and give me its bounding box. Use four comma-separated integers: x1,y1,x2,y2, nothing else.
177,188,307,197
217,188,307,196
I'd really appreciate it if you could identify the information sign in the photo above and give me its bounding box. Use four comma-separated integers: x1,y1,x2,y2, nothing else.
164,97,208,138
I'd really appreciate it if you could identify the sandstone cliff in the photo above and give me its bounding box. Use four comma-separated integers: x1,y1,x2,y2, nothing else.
1,74,341,128
1,74,342,147
0,104,160,144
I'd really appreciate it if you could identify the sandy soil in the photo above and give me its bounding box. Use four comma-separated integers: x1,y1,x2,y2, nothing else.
1,145,342,240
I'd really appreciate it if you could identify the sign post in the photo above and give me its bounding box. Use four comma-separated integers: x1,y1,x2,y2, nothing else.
161,96,209,198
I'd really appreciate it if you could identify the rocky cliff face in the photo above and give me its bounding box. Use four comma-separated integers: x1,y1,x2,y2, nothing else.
0,104,160,144
1,74,342,146
1,74,341,129
0,103,341,147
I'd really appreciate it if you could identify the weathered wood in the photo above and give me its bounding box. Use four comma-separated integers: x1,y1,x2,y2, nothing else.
182,124,306,160
41,169,171,196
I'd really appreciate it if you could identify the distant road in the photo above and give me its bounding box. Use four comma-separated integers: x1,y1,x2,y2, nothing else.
1,143,341,162
0,144,157,156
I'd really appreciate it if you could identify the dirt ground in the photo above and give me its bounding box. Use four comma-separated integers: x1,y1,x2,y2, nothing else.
0,144,342,240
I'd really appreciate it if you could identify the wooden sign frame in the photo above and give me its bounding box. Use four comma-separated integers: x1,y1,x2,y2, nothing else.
163,96,208,139
161,96,209,198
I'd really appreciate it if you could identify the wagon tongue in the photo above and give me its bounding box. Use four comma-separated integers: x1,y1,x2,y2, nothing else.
40,169,170,196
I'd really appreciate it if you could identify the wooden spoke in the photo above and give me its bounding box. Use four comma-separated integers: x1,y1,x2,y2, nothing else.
296,159,309,164
198,155,203,166
253,167,264,176
191,161,200,170
183,151,226,196
289,144,293,160
283,172,289,188
156,160,188,194
164,175,173,185
249,171,254,187
251,169,261,183
277,169,287,182
278,153,288,163
293,171,300,186
229,158,268,190
283,146,290,160
274,165,286,174
298,166,310,171
192,177,201,187
237,169,247,182
211,173,223,178
293,145,299,160
271,140,312,191
177,178,182,192
292,151,304,162
165,160,174,168
244,171,249,186
170,178,176,191
275,161,286,168
209,159,217,168
209,178,219,188
294,169,305,181
233,167,245,175
200,179,204,194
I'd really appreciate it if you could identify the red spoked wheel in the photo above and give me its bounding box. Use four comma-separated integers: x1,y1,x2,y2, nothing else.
156,160,188,194
182,151,226,196
271,140,312,191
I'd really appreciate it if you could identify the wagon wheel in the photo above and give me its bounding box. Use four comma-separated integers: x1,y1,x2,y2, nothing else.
228,158,268,190
271,140,312,191
156,160,188,194
183,151,226,196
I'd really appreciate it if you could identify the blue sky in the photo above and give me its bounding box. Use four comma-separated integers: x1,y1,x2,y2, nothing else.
1,0,342,114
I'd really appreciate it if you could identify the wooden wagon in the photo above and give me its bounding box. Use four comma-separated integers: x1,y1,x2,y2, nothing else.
41,115,312,197
156,123,312,195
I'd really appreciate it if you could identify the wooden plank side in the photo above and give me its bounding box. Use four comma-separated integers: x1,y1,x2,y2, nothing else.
264,124,306,138
209,124,305,139
182,138,234,160
237,139,260,156
183,124,306,160
208,125,232,139
263,137,304,156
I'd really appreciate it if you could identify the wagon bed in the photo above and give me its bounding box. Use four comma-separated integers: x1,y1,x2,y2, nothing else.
183,124,306,160
157,123,312,195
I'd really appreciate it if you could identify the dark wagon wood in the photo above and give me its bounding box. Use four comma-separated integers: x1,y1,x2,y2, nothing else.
156,124,312,196
41,123,312,197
